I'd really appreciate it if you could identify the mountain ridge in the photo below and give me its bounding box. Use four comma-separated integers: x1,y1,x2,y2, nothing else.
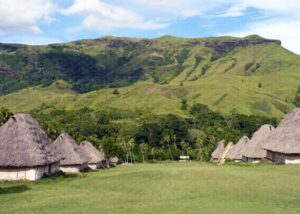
0,35,299,118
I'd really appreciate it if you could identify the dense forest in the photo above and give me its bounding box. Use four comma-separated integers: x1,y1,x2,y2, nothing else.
0,104,277,162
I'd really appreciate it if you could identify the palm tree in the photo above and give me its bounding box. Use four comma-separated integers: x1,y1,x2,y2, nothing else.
139,142,149,163
163,134,173,160
128,138,135,163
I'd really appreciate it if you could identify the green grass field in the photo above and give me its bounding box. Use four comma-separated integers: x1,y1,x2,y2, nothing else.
0,163,299,213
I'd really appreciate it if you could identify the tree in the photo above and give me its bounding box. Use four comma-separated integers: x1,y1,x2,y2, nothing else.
181,98,188,110
139,142,149,163
163,133,173,160
0,107,12,126
258,83,262,88
128,138,135,163
112,88,120,95
150,147,159,161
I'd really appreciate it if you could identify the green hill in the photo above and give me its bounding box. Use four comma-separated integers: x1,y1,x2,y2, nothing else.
0,35,299,117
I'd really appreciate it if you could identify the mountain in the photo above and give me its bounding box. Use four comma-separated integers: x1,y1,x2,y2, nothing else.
0,35,299,117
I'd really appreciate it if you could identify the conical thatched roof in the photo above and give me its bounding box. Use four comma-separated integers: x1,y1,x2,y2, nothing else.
53,133,89,166
79,141,105,164
226,136,249,160
263,108,300,154
0,113,59,167
241,124,275,159
211,140,225,160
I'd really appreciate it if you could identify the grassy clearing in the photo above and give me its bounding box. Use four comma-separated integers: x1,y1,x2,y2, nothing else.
0,163,299,213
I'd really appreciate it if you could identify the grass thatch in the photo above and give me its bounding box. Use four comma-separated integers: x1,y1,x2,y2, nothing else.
53,133,89,166
264,108,300,154
0,113,59,167
79,141,105,164
241,124,274,159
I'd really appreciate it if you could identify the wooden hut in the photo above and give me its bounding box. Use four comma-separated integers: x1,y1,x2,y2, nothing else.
79,141,106,169
241,124,274,163
53,133,89,173
226,136,250,162
0,113,60,181
264,108,300,164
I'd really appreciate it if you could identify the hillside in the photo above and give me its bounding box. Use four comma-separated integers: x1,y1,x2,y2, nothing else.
0,35,299,117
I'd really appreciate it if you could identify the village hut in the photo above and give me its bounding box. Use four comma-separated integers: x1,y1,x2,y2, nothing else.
109,157,120,167
53,133,89,173
79,141,106,169
263,108,300,164
226,136,250,162
211,140,225,163
219,142,234,165
241,124,275,163
0,113,60,181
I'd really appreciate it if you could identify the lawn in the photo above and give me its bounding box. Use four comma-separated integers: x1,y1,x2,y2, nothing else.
0,163,299,214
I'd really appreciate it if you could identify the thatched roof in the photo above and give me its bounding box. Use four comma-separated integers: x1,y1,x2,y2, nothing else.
0,113,59,168
211,140,225,160
53,133,89,166
241,124,275,159
226,136,249,160
79,141,105,164
263,108,300,154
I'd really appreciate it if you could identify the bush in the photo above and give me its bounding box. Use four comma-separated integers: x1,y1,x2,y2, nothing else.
112,88,120,95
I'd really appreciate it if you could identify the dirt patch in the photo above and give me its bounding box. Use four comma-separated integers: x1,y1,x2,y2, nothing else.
161,87,173,99
145,87,157,94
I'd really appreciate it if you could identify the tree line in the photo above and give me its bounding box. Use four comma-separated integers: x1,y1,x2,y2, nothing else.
0,104,277,162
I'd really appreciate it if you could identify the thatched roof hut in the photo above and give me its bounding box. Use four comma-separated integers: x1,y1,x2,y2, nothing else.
109,157,120,167
211,140,225,163
0,113,60,180
53,133,89,173
79,141,106,169
241,124,275,162
226,136,249,161
263,108,300,164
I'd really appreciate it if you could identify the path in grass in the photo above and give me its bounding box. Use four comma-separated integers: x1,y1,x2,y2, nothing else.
0,163,299,214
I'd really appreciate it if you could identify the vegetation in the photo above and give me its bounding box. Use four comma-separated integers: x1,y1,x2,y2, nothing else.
0,107,12,126
0,35,299,118
28,103,277,162
293,86,300,107
0,163,299,213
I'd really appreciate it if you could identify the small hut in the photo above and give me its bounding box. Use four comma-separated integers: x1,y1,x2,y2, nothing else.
211,140,225,163
53,133,89,173
79,141,106,169
263,108,300,164
219,142,234,165
0,113,60,181
241,124,275,163
226,136,250,162
109,157,120,167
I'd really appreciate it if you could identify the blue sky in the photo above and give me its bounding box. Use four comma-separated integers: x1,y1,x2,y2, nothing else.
0,0,300,54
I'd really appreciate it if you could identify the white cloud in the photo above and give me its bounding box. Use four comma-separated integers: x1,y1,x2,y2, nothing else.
0,0,56,34
228,19,300,54
63,0,167,31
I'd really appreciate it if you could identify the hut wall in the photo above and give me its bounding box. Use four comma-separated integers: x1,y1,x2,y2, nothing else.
0,166,51,181
242,156,261,163
60,163,87,173
267,151,300,164
49,162,60,174
88,163,100,170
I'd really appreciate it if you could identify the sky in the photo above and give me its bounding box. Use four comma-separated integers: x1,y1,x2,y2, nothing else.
0,0,300,54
